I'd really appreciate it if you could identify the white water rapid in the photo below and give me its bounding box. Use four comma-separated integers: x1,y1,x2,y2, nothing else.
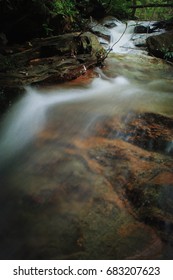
109,20,136,53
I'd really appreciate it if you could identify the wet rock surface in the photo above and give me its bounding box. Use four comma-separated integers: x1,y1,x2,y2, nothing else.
146,31,173,61
0,32,106,88
0,109,173,259
93,112,173,155
0,32,106,115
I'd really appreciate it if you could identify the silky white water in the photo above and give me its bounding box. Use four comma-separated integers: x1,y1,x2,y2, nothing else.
109,20,164,55
0,75,132,165
109,20,136,53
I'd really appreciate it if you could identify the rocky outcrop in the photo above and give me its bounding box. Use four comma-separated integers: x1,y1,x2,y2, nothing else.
0,32,106,88
146,31,173,61
1,109,173,259
0,31,106,115
91,111,173,239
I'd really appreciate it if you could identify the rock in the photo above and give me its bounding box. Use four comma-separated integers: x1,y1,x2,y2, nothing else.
103,22,117,29
133,37,147,47
89,21,111,41
134,25,151,34
121,112,173,155
0,32,106,88
0,124,163,259
146,31,173,61
91,112,173,155
1,109,173,259
86,111,173,248
151,17,173,31
126,173,173,245
101,16,119,29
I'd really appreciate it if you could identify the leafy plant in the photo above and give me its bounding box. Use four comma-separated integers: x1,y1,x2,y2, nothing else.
160,45,173,61
164,51,173,60
52,0,77,18
101,0,131,18
42,23,53,36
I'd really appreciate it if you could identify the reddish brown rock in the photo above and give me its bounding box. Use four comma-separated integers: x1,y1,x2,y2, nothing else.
91,112,173,155
0,109,173,259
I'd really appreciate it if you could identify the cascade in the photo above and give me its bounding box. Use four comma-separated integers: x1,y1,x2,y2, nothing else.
109,20,136,53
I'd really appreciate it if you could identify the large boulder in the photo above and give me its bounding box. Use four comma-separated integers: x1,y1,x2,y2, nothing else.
146,31,173,61
0,32,106,115
0,32,106,87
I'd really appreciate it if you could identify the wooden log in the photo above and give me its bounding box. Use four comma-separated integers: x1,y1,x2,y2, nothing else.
129,4,173,9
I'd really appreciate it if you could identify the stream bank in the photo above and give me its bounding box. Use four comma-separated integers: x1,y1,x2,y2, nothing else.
0,31,106,114
1,17,173,116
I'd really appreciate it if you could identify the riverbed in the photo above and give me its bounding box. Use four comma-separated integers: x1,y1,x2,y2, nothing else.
0,21,173,260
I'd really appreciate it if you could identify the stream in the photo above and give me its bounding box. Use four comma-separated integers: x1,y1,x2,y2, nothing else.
0,20,173,260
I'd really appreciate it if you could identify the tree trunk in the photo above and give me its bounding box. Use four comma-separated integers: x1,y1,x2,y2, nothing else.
131,0,137,18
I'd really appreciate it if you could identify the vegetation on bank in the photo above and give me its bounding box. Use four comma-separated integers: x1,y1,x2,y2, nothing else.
134,0,173,20
0,0,173,43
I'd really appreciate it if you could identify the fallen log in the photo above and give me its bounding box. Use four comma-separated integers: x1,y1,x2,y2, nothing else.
129,4,173,9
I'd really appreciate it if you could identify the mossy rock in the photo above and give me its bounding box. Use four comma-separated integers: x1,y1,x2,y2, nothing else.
146,31,173,61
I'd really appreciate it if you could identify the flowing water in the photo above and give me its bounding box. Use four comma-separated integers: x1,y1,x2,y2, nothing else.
0,21,173,260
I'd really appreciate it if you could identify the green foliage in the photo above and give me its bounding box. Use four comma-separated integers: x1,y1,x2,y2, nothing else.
164,51,173,60
102,0,131,19
0,0,172,42
134,0,173,20
161,45,173,60
52,0,77,18
42,23,53,36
